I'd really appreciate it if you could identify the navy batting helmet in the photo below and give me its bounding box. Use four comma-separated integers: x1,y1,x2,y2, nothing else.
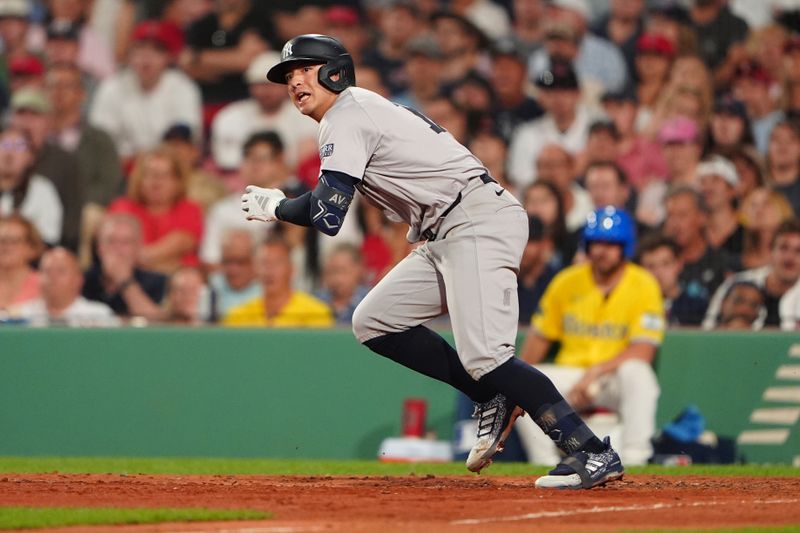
266,34,355,94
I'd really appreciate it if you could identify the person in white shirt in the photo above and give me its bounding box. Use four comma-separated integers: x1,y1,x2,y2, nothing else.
89,20,201,163
535,144,593,232
507,59,600,189
0,126,63,245
705,218,800,330
202,131,298,266
203,131,349,290
13,247,118,327
211,51,318,172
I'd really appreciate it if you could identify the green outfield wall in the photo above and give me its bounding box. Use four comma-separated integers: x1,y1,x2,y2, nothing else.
1,328,798,463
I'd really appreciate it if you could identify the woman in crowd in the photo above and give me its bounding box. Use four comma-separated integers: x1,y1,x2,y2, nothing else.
0,126,63,245
740,187,795,269
107,145,203,274
633,33,674,133
708,97,755,156
522,180,576,267
0,214,44,312
644,55,713,136
729,146,766,201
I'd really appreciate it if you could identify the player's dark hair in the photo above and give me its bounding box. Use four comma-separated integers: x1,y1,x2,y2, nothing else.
635,232,680,264
771,217,800,248
585,161,628,186
243,131,284,157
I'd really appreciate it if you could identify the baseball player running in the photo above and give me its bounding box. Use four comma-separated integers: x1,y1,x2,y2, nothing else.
241,34,624,489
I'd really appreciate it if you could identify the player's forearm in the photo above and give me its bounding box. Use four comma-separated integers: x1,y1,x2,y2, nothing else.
595,342,657,376
520,330,552,365
275,191,314,226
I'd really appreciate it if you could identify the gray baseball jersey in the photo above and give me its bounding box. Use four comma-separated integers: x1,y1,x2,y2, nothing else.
325,88,527,380
318,87,487,239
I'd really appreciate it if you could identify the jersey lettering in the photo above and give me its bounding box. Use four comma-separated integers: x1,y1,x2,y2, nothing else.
394,104,446,134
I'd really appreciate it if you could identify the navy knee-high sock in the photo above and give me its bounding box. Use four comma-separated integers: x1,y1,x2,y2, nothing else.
481,357,606,454
363,326,496,403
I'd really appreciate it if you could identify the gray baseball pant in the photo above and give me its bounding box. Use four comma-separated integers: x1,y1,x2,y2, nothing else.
353,178,528,380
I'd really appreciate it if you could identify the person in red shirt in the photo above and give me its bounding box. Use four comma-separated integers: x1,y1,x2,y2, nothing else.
108,146,203,273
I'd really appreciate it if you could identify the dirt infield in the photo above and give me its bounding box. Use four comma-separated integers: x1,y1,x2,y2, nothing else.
1,473,799,532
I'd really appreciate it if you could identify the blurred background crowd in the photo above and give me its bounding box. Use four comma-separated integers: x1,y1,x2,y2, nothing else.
2,0,800,331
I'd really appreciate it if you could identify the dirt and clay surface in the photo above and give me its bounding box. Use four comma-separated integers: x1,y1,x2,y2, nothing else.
1,473,799,532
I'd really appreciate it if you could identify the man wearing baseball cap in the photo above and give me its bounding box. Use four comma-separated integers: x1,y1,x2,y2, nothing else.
601,87,668,192
507,59,603,187
636,117,704,227
732,60,783,154
210,51,318,172
528,0,629,95
89,20,202,164
697,155,744,257
9,87,82,252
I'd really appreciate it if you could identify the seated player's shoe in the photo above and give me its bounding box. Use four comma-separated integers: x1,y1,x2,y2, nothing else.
465,393,524,473
534,436,624,489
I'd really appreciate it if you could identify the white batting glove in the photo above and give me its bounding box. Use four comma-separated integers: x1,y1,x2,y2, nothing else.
241,185,286,223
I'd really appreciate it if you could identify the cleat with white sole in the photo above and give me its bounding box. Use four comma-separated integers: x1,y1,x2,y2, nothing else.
535,436,624,489
466,393,525,473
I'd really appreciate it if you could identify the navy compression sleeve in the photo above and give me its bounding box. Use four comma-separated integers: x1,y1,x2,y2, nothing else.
275,191,313,226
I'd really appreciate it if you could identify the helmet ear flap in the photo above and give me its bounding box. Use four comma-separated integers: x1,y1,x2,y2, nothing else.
318,57,355,93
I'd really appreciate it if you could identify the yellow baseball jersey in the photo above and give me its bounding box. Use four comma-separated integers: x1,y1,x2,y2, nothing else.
533,263,665,368
223,291,334,328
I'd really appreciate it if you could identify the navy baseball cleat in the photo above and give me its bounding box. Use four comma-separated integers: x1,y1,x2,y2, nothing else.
465,393,525,473
535,436,624,489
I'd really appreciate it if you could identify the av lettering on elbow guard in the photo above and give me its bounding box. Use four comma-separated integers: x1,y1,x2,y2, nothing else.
311,172,357,235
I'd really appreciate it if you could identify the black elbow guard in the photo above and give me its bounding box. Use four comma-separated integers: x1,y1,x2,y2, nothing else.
311,171,357,236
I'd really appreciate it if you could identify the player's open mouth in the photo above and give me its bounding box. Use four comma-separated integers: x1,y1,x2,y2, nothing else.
296,92,310,104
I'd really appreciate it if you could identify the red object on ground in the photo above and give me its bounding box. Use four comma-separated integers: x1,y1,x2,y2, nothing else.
402,398,427,437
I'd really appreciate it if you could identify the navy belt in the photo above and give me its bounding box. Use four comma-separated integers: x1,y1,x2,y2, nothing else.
421,174,498,241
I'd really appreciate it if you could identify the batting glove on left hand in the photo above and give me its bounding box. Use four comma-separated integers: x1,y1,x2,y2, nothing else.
241,185,286,223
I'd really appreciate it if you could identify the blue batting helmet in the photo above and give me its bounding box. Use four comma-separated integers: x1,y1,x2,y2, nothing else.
583,206,636,258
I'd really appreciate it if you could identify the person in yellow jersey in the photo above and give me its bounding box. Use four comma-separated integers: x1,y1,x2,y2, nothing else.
223,236,333,328
516,206,665,466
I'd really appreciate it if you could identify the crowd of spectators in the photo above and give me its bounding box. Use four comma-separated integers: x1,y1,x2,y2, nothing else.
1,0,800,332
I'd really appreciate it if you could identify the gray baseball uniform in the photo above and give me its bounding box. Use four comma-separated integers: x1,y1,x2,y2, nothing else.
253,34,625,487
321,87,527,379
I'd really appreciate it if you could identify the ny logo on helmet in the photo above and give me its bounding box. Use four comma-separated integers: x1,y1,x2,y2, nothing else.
282,42,293,59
